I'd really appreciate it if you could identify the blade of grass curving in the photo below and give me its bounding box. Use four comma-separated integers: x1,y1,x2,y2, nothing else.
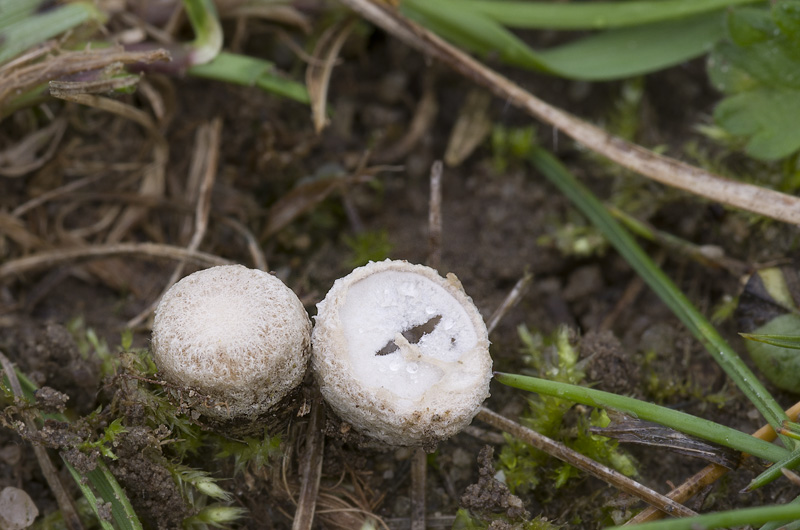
526,146,793,447
0,2,104,65
188,52,309,104
760,495,800,530
65,458,143,530
402,0,726,80
0,0,40,31
740,333,800,350
460,0,763,30
181,0,222,65
536,13,725,81
8,366,143,530
747,447,800,490
610,503,800,529
494,373,789,463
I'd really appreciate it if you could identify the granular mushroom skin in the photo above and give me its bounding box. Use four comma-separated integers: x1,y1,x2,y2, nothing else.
312,259,492,447
151,265,311,427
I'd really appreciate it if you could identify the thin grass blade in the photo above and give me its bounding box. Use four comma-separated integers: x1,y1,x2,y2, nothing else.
402,0,726,80
0,3,104,65
188,52,309,103
527,146,792,446
460,0,763,29
495,372,788,463
741,332,800,350
610,502,800,529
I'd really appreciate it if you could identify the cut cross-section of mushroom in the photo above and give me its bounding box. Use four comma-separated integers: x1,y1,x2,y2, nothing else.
312,260,492,447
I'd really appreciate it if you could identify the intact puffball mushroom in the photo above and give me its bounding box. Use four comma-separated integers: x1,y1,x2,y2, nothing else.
151,265,311,431
312,260,492,447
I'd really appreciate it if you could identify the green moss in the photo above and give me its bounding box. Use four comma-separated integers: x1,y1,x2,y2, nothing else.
343,229,393,268
498,326,636,494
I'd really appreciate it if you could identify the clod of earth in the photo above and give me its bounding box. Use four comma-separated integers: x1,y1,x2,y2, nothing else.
150,265,311,430
311,259,492,447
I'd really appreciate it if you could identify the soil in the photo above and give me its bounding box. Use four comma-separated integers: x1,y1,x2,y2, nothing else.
1,5,800,530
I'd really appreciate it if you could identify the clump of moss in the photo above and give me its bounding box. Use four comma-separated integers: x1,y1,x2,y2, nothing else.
497,326,637,494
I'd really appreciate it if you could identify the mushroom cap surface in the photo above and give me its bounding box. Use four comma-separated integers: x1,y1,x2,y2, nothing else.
312,260,492,446
152,265,311,421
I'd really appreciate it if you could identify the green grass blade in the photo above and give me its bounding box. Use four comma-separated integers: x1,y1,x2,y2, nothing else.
460,0,763,29
536,13,726,80
64,457,143,530
0,0,40,31
403,0,726,80
526,147,792,446
610,503,800,529
760,495,800,530
495,373,789,463
181,0,222,64
741,332,800,350
747,447,800,490
188,52,310,104
0,3,104,65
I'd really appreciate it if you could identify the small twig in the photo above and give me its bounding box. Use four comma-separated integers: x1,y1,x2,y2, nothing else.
306,18,357,133
427,161,443,270
126,118,222,328
486,271,534,335
218,217,268,271
0,351,84,530
292,394,325,530
475,407,697,518
410,448,427,530
374,76,438,163
626,399,800,525
0,243,231,283
337,0,800,226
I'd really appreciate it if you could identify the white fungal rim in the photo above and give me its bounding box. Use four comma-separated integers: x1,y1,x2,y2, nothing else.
151,265,311,423
312,259,492,446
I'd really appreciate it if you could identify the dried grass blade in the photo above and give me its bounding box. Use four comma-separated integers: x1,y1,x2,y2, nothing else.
0,243,231,283
306,18,356,133
336,0,800,225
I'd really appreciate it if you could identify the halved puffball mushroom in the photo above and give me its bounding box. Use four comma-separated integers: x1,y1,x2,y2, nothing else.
151,265,311,429
312,260,492,447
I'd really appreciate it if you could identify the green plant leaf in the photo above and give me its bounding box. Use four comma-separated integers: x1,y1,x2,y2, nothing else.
457,0,762,30
65,456,143,530
537,13,725,81
527,146,793,447
495,372,789,463
188,52,309,104
0,2,104,65
742,314,800,391
714,88,800,160
609,502,800,529
747,446,800,490
403,0,726,81
709,1,800,160
741,331,800,349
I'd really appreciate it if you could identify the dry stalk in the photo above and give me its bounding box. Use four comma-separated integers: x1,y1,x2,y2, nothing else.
0,351,84,530
0,242,231,283
486,271,534,335
336,0,800,226
476,407,698,518
410,449,427,530
126,118,222,328
626,400,800,524
307,18,357,133
292,394,325,530
427,160,443,270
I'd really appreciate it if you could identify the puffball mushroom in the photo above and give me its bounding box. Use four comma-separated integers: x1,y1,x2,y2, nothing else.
312,260,492,447
151,265,311,429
